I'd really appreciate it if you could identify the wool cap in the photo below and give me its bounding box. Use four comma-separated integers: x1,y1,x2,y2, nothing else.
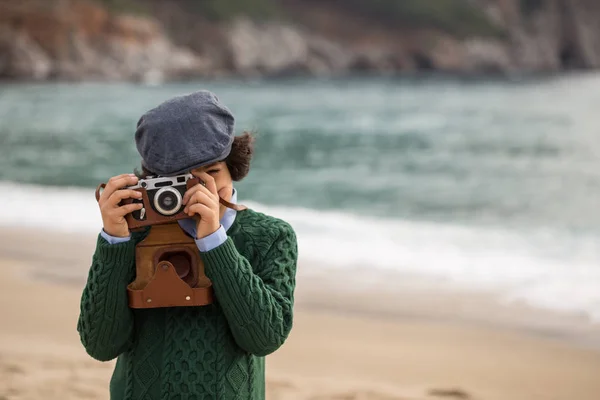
135,90,235,176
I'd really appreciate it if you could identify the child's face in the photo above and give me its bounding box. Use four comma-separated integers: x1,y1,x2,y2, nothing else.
190,161,234,216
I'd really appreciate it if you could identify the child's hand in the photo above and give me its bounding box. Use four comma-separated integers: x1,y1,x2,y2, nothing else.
182,172,221,239
98,174,143,237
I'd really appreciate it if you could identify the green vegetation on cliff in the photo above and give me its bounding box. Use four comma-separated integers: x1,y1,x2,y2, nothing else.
96,0,502,37
95,0,148,14
520,0,545,16
326,0,503,37
178,0,279,20
96,0,279,19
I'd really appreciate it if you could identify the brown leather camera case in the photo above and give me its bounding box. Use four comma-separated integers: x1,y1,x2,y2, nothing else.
94,176,249,309
127,222,214,308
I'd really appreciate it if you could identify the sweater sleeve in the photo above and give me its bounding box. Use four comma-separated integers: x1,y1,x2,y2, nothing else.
200,222,298,357
76,230,145,361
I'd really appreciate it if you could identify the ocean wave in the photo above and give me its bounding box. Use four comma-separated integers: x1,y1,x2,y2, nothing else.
1,180,599,322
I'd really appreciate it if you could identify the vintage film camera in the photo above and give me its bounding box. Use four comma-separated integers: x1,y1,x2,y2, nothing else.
121,173,200,230
95,173,244,310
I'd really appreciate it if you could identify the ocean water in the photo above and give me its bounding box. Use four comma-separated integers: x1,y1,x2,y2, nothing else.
1,75,599,322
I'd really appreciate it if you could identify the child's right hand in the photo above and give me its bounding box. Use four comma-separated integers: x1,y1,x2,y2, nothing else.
98,174,144,238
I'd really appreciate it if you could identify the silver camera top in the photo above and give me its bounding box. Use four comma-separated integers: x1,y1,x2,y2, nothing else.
127,173,193,190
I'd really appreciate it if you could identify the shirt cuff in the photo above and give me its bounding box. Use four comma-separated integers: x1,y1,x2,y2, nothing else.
195,225,227,252
100,229,131,245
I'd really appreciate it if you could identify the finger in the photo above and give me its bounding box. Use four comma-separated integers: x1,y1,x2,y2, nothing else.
114,202,144,217
218,186,233,202
183,183,214,205
186,203,211,218
184,191,213,214
196,172,218,197
100,175,138,204
110,173,136,181
107,189,143,207
183,183,201,205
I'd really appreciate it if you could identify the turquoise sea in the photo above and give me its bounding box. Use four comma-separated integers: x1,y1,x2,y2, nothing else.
1,74,599,321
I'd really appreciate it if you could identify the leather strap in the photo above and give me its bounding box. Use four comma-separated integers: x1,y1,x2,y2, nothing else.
127,260,214,308
95,183,105,202
219,197,248,211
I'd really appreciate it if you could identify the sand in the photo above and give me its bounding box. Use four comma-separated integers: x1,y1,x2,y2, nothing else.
1,227,600,400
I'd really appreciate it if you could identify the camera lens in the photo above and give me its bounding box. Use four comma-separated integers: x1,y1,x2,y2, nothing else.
154,187,182,216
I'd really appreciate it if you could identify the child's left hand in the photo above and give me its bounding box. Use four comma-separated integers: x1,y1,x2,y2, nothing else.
182,172,221,239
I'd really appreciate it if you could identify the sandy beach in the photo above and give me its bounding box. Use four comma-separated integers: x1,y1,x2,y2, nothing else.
1,227,600,400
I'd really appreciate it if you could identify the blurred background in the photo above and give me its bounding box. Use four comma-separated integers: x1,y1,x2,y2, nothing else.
1,1,600,399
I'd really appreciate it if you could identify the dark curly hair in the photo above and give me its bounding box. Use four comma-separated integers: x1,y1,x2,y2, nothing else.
225,131,255,181
135,132,255,181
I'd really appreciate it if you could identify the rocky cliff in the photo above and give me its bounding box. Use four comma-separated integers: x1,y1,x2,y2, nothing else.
1,0,600,82
0,0,206,81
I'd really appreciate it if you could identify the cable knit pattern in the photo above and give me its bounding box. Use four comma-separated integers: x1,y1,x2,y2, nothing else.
77,229,148,362
77,209,298,399
201,212,297,357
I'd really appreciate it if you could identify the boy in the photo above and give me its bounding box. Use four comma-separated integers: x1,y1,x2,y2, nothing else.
77,90,298,399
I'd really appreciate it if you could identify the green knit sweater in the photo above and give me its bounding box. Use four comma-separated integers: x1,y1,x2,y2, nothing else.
77,209,298,399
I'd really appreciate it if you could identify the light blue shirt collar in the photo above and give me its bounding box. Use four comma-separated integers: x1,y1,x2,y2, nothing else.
221,188,237,232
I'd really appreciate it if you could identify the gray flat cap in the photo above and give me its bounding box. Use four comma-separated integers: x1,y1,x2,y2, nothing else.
135,90,235,176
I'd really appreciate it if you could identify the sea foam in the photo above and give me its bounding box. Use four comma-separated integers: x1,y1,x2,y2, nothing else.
1,180,599,322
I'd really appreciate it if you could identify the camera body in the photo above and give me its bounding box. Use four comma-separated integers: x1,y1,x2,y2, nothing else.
121,173,201,230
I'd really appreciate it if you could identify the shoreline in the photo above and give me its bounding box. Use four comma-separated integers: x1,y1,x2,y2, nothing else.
2,225,599,351
295,267,600,352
